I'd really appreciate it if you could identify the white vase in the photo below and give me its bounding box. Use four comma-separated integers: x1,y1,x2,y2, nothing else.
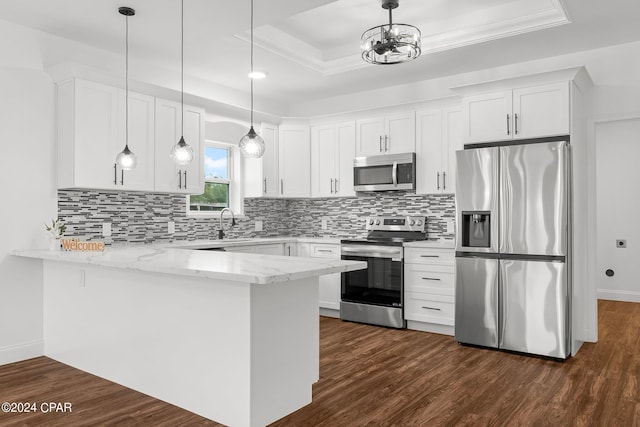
49,237,60,251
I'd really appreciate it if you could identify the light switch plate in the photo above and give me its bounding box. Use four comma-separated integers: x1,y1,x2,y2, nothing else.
321,218,328,230
446,220,454,234
255,220,263,232
102,223,112,237
168,221,175,234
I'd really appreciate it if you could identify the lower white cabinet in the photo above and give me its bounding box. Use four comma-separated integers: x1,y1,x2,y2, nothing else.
296,242,341,312
224,243,284,255
404,246,455,335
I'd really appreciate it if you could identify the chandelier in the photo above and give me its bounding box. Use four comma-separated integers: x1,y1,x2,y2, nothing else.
361,0,421,65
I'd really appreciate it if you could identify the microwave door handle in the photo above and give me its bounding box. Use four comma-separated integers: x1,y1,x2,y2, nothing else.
392,161,398,186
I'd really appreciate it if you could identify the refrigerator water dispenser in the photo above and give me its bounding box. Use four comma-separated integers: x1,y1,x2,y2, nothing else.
461,211,491,248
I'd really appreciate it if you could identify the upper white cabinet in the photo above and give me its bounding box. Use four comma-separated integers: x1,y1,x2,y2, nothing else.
416,106,462,194
279,125,311,197
57,78,204,194
57,78,155,191
461,82,570,143
154,99,204,194
242,123,279,198
355,111,415,156
311,121,356,198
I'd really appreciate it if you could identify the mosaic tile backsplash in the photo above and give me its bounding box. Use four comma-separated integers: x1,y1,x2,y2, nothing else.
58,190,456,245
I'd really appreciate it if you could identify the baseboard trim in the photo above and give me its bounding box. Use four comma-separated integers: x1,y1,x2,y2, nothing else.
0,340,44,366
598,289,640,303
319,308,340,318
407,321,454,336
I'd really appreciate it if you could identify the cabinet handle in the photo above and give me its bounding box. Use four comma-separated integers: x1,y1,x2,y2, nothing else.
280,179,283,195
120,170,124,186
379,136,383,152
335,178,339,193
421,277,441,281
385,135,389,152
184,170,187,188
317,249,333,253
113,163,117,185
178,170,182,189
420,255,440,258
288,246,291,256
263,178,267,194
507,114,511,135
442,171,446,190
515,113,519,135
330,178,334,194
436,172,440,190
422,306,441,311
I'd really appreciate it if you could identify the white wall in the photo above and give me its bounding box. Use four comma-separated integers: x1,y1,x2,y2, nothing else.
594,117,640,302
0,20,57,364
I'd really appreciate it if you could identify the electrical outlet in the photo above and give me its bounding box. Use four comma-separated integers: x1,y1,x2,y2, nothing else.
446,220,454,234
168,221,175,234
321,218,328,230
255,220,263,231
102,223,112,237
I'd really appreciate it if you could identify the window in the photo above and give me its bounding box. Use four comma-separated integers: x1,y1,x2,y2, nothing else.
188,141,241,215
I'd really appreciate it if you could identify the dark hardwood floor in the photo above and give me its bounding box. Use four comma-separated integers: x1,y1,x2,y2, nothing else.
0,299,638,426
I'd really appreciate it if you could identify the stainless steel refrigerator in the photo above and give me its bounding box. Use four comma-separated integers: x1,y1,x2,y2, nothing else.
454,140,571,359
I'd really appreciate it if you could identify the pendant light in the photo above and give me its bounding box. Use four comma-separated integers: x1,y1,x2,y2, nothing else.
170,0,194,165
239,0,265,158
116,6,137,170
361,0,421,65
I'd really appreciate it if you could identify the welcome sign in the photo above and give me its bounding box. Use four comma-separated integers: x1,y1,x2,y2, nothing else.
60,238,105,252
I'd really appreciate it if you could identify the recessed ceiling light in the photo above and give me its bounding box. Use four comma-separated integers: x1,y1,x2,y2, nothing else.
248,71,267,79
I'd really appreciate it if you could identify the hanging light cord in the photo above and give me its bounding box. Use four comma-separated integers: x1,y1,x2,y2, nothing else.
125,12,129,149
250,0,254,127
181,0,184,138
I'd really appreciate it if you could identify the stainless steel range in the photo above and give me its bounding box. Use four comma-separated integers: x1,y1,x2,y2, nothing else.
340,216,427,329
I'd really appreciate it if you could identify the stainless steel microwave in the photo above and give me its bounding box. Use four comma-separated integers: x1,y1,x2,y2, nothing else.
353,152,416,192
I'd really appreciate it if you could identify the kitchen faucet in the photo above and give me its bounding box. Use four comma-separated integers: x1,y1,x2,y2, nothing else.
218,208,236,240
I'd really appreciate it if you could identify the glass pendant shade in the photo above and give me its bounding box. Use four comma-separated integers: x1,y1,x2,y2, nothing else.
170,135,195,165
239,126,265,158
361,0,421,65
116,145,137,170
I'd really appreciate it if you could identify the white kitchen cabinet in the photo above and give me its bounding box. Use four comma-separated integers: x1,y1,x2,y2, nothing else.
279,125,311,197
462,82,570,143
404,246,455,335
309,243,341,311
243,123,279,198
311,121,356,197
355,111,415,156
154,98,204,194
224,243,284,255
57,78,155,191
416,106,462,194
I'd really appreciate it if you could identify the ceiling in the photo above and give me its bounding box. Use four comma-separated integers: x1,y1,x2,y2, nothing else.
1,0,640,113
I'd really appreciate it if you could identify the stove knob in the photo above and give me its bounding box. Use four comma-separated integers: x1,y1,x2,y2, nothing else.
410,220,416,226
369,219,375,225
416,220,423,226
375,219,381,225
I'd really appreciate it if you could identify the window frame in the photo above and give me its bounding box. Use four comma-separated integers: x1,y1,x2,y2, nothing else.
186,140,243,217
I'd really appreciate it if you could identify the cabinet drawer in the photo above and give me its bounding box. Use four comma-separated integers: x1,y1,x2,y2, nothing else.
404,292,454,326
405,247,454,265
404,264,454,296
310,244,340,259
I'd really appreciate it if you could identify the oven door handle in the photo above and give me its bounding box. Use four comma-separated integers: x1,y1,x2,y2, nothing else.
392,161,398,186
341,246,403,259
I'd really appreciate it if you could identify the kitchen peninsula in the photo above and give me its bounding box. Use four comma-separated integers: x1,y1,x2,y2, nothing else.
12,245,365,427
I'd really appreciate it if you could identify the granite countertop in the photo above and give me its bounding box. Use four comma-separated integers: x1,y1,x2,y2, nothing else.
11,245,365,285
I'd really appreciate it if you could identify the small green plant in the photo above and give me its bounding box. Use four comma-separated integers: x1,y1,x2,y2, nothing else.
45,218,67,239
